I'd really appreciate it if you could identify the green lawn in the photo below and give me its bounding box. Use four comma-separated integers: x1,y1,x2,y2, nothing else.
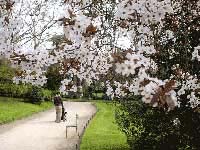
0,97,53,124
80,101,130,150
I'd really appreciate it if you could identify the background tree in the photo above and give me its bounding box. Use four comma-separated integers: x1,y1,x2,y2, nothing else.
45,63,63,91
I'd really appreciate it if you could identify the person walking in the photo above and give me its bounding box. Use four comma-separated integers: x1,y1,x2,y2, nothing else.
53,94,63,123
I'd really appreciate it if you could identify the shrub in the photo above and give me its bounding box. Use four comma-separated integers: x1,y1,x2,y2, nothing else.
41,89,52,101
0,82,54,103
115,96,200,150
62,91,80,99
92,92,103,100
27,86,43,104
0,83,32,98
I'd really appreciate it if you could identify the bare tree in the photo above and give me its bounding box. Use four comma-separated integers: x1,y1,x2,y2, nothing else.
12,0,63,50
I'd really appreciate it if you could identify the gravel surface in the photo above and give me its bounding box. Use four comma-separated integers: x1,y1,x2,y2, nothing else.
0,102,96,150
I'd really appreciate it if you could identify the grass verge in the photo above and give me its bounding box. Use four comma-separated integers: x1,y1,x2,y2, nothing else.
80,101,130,150
0,97,53,124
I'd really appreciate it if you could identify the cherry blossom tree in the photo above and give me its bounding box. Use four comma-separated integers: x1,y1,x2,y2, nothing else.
0,0,199,111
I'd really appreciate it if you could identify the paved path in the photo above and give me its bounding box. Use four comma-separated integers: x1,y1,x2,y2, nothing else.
0,102,96,150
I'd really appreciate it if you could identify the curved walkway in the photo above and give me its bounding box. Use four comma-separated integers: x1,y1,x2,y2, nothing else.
0,102,96,150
